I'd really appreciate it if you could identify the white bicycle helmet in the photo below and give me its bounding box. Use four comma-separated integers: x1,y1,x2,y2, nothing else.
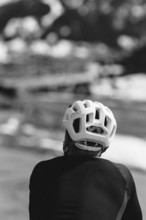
63,100,117,152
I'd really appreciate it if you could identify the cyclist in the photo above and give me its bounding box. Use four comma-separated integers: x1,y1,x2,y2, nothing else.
29,100,142,220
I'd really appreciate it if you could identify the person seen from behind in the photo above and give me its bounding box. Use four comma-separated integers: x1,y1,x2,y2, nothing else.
29,99,142,220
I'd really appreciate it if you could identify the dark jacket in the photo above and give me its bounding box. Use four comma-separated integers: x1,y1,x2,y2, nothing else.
29,155,142,220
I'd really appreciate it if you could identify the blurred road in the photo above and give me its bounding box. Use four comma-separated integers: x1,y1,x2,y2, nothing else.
0,145,146,220
0,146,54,220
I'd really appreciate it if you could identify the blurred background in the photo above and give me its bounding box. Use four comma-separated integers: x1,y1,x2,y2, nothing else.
0,0,146,219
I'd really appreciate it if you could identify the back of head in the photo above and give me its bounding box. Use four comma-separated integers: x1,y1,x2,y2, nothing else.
63,100,117,155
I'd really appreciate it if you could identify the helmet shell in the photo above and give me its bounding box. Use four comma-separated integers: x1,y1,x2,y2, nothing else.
63,100,117,150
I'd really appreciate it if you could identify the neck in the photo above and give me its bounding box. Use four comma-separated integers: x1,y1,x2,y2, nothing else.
65,145,100,158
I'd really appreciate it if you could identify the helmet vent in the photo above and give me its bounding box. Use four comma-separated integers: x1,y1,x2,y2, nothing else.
73,118,80,133
87,126,104,134
86,114,90,122
95,109,100,119
104,117,108,127
73,106,78,112
84,103,89,108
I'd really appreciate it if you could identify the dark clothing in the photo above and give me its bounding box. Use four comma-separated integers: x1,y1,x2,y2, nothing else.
29,156,142,220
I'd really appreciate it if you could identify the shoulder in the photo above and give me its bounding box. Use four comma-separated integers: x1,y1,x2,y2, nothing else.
100,158,135,184
113,163,134,182
112,162,136,194
31,158,53,175
97,158,128,173
29,160,50,190
32,156,64,172
91,158,129,180
29,156,63,190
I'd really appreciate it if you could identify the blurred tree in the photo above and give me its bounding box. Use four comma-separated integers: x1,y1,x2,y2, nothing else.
117,44,146,75
0,84,17,98
41,0,146,49
0,0,50,33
